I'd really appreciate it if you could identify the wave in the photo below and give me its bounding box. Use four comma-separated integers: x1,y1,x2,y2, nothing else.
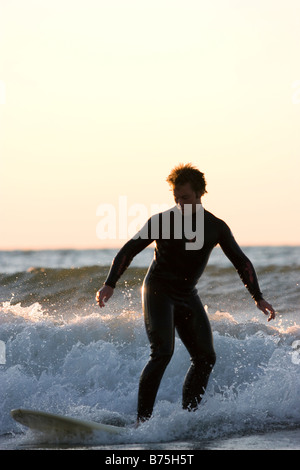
0,300,299,443
1,261,299,319
1,248,299,445
0,266,147,316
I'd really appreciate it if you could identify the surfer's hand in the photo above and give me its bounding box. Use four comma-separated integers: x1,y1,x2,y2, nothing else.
96,285,114,307
256,299,276,322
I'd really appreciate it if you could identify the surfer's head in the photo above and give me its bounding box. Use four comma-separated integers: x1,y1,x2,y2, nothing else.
167,163,207,214
166,163,207,198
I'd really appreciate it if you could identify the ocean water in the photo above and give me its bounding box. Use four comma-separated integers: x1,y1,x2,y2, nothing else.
0,246,299,450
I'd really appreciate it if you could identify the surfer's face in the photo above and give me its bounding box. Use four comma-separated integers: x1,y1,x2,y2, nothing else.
173,183,201,214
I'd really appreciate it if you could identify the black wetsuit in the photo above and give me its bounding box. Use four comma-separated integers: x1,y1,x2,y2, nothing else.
104,207,263,421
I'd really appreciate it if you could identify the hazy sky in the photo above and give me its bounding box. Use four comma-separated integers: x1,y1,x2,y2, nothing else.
1,0,299,249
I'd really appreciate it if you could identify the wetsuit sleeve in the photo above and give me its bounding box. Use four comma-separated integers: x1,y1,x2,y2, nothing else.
104,219,154,288
218,222,263,302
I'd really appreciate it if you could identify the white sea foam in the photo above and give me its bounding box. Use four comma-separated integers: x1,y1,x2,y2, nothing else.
1,246,299,447
1,300,299,445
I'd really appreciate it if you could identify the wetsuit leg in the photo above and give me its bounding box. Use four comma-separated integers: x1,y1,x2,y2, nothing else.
174,294,216,411
137,279,175,421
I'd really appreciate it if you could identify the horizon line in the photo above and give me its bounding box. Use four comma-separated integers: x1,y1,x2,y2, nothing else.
1,243,299,252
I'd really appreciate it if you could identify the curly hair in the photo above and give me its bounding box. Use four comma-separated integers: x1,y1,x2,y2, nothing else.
166,163,207,197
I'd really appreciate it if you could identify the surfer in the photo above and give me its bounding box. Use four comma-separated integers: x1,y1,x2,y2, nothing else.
96,163,275,424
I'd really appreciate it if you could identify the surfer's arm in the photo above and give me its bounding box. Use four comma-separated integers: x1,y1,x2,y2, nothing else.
218,221,263,301
218,221,275,320
96,232,153,308
104,238,152,289
103,218,154,289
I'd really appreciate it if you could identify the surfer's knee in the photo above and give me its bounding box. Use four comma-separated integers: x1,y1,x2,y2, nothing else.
149,333,174,364
192,351,216,370
151,349,173,365
150,342,174,366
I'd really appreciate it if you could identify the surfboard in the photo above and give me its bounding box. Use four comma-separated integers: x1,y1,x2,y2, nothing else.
11,408,124,437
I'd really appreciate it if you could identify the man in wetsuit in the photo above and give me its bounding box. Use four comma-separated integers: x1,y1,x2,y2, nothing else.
96,163,275,424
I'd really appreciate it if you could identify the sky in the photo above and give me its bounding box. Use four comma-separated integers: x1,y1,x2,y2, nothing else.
1,0,299,249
